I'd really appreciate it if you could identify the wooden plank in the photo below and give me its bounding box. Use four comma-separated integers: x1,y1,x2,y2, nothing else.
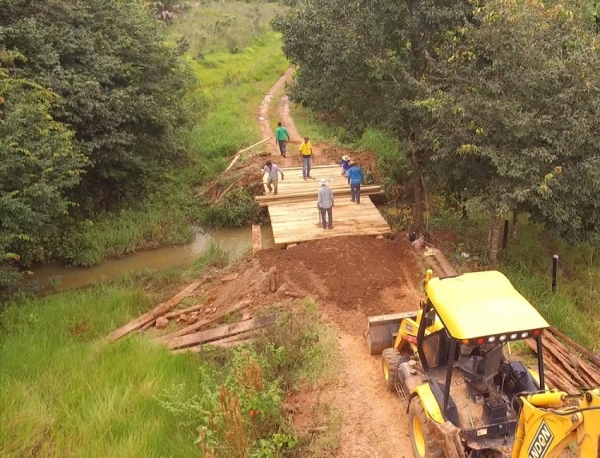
424,257,445,278
544,332,600,386
107,280,202,342
525,339,580,391
549,327,600,368
541,339,588,388
256,186,382,205
166,299,252,338
171,330,259,354
432,249,458,276
165,315,278,350
252,225,262,255
164,302,205,320
368,311,419,326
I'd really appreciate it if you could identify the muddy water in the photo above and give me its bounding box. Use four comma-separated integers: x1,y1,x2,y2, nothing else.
32,226,275,291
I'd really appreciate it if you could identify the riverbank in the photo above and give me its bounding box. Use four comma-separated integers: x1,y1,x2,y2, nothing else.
0,248,340,457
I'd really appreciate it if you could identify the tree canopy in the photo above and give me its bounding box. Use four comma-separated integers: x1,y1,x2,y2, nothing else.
1,0,193,208
0,62,87,288
276,0,600,262
0,0,193,290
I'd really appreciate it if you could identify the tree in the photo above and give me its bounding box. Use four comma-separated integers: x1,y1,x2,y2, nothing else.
0,0,193,210
419,0,600,262
0,60,87,291
273,0,471,228
144,1,190,25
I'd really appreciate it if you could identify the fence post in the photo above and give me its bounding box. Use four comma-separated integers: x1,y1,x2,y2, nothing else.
552,255,559,293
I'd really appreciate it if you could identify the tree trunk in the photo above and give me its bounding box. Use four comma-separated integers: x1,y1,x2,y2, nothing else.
413,173,425,229
489,212,501,265
511,209,519,240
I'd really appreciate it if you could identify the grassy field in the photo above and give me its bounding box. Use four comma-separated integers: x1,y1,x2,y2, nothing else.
0,249,339,456
60,2,288,267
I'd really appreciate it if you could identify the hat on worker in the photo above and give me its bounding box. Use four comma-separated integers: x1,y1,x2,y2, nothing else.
342,155,350,161
320,179,327,186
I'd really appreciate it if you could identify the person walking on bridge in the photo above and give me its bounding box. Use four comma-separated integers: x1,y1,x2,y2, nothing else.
347,161,363,204
262,160,284,195
299,136,314,181
317,179,334,229
274,121,290,157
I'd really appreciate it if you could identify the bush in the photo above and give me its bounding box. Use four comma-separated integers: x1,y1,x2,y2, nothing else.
198,188,266,228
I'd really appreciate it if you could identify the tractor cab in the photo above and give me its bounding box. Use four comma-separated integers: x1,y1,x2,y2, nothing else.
381,270,550,457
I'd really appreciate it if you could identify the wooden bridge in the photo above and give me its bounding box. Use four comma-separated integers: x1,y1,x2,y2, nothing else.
255,164,391,246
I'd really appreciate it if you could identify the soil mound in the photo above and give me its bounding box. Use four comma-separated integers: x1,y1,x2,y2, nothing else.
258,235,423,316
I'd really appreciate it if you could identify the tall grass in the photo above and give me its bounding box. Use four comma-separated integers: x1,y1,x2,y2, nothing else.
184,32,288,161
0,270,338,456
0,283,203,456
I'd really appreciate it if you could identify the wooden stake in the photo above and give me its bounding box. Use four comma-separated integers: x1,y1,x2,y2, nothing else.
252,225,262,255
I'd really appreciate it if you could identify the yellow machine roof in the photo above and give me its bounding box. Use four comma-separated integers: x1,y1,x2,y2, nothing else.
425,271,549,340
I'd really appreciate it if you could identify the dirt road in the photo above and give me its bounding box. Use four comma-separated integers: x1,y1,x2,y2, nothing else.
257,71,419,457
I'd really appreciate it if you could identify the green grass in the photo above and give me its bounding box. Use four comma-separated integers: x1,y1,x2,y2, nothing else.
59,2,288,267
184,31,288,161
0,283,203,457
0,261,337,456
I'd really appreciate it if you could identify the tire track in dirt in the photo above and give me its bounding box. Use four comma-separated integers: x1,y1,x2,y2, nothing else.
258,71,417,458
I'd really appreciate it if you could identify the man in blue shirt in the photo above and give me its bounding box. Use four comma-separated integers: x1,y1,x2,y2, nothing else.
346,161,363,204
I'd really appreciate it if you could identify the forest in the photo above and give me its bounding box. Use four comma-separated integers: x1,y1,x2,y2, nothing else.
274,0,600,263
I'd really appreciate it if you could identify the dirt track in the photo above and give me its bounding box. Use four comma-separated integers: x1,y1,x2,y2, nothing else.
258,72,417,457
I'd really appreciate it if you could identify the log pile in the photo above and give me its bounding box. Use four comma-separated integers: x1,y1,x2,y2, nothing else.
106,268,280,353
525,327,600,392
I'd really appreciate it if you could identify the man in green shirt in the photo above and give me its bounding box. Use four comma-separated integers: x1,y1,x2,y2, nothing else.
275,121,291,157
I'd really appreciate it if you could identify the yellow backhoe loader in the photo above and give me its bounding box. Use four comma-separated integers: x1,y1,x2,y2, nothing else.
367,270,600,458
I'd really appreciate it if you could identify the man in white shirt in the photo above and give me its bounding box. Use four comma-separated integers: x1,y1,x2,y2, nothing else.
262,160,284,194
317,179,334,229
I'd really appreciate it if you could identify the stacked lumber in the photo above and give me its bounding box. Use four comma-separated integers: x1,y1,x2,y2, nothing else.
107,270,279,352
525,327,600,392
255,185,383,207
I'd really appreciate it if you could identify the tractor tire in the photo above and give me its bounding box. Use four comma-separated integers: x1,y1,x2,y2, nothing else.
409,398,444,458
382,348,400,392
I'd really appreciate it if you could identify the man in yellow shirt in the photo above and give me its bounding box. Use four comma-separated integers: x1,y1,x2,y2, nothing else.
299,136,313,180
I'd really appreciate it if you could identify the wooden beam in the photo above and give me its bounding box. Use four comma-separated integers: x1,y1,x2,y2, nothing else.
171,330,259,354
107,280,202,342
549,327,600,368
164,302,205,320
164,315,277,350
238,136,273,154
165,299,253,338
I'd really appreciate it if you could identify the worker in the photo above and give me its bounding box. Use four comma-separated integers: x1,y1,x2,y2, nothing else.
262,160,284,195
274,121,290,158
347,161,364,204
317,179,334,229
299,136,313,180
340,154,351,176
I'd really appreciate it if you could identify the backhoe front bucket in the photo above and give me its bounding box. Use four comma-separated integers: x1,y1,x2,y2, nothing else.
365,311,418,355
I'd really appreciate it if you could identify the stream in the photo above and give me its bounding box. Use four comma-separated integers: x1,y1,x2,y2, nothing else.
31,225,275,291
